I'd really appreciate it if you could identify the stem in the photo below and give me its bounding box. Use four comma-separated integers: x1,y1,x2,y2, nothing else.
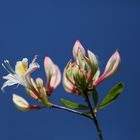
84,94,103,140
51,104,92,120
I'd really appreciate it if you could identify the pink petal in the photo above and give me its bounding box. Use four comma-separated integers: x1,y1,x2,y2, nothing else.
50,64,61,90
95,51,121,86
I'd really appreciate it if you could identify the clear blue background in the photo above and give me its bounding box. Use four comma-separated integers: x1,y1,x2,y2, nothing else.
0,0,139,140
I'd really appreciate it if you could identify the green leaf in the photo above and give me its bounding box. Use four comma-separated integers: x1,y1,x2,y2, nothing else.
60,98,89,110
91,89,99,106
98,82,125,110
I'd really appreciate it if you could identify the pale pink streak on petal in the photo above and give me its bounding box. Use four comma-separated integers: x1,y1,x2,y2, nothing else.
95,51,121,86
72,40,86,58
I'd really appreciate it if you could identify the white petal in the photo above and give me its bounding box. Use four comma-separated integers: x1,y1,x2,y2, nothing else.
15,58,28,77
25,63,39,77
1,74,19,91
23,57,40,88
3,74,18,82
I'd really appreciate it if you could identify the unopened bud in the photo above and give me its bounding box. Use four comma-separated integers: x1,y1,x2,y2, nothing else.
12,94,30,112
25,88,39,101
36,77,44,89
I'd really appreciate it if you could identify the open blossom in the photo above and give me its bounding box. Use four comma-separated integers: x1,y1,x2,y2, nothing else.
1,56,40,91
1,55,61,103
63,40,121,95
44,56,61,95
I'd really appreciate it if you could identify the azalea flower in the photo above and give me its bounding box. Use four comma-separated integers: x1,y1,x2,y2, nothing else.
1,56,40,91
44,56,61,95
63,40,121,95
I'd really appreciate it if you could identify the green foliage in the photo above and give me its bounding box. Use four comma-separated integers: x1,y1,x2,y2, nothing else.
98,82,125,109
61,98,89,110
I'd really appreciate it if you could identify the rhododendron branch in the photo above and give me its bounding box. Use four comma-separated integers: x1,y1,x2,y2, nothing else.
84,93,103,140
1,40,124,140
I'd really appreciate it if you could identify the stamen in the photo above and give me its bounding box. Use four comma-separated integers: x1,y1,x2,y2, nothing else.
4,60,15,74
32,55,38,64
2,63,11,74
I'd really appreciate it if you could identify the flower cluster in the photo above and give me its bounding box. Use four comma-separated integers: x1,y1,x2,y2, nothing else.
1,40,124,140
2,56,61,111
1,40,121,111
63,40,120,96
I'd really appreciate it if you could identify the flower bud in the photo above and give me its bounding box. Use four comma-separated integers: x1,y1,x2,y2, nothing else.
25,88,39,101
44,56,61,94
40,87,49,103
12,94,41,111
87,50,98,73
73,65,87,88
36,77,44,89
63,61,80,95
95,51,121,86
12,94,30,111
73,40,85,59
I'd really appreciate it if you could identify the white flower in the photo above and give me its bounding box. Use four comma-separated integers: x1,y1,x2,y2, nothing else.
1,56,40,91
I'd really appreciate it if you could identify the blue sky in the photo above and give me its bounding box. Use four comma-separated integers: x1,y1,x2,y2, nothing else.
0,0,140,140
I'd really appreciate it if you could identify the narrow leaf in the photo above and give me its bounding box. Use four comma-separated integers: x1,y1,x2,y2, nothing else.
98,82,124,109
61,98,89,110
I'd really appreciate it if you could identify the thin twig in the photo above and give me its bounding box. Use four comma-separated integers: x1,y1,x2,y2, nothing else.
52,104,92,120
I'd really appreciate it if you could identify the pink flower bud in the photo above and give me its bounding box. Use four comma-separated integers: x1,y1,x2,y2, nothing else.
44,56,61,94
73,40,85,58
